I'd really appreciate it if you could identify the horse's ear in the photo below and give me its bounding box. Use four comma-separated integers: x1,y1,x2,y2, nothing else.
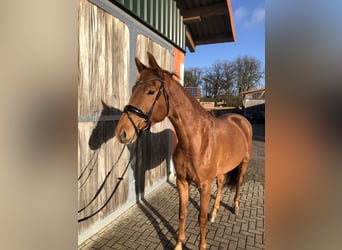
135,57,147,73
101,100,109,109
147,52,163,77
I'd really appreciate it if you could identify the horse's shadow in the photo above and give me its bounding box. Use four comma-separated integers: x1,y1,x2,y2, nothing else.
133,128,172,199
88,100,121,150
88,100,175,248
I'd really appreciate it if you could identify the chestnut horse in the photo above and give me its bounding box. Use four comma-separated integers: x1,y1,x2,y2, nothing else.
115,53,252,250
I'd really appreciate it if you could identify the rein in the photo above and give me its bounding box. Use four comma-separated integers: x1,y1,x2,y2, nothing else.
123,77,169,134
78,144,127,213
78,142,135,222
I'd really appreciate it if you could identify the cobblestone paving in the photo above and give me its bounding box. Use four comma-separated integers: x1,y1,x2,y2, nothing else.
79,178,265,249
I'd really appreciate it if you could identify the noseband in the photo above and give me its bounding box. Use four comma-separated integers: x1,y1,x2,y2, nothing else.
123,77,169,134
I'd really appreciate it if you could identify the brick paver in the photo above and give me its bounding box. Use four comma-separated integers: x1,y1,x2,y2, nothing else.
79,178,264,249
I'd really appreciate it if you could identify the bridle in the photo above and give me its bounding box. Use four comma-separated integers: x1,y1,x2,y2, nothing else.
123,77,169,134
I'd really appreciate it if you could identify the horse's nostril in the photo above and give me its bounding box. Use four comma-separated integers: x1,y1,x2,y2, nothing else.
120,129,127,141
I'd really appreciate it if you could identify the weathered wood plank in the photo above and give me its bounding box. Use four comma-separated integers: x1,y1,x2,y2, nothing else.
78,0,129,118
78,0,172,237
78,0,130,234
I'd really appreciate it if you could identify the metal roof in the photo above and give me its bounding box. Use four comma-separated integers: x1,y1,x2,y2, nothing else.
111,0,186,51
110,0,235,53
175,0,236,52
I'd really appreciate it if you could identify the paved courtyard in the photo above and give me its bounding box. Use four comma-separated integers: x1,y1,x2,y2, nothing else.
79,177,264,250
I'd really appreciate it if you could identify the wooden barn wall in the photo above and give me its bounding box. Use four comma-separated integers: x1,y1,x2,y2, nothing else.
78,0,175,240
78,0,130,235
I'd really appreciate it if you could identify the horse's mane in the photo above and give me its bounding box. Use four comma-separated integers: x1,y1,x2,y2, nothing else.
160,69,213,117
145,67,209,115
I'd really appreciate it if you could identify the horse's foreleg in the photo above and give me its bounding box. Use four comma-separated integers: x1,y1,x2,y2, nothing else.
210,175,224,223
175,178,189,250
199,182,211,250
234,161,248,215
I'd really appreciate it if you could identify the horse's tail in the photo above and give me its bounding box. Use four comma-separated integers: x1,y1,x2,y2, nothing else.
224,167,240,190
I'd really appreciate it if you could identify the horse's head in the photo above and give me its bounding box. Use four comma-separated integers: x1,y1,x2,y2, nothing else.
115,53,169,144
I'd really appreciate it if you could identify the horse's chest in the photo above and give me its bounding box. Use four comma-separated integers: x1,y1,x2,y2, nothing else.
186,153,214,182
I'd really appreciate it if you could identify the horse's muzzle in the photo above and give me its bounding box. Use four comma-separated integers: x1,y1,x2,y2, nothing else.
115,123,138,144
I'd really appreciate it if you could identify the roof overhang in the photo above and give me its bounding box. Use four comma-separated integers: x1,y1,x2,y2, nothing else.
176,0,236,52
240,88,266,95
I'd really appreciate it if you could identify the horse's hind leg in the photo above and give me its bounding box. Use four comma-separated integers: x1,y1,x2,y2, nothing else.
210,175,224,223
233,161,248,215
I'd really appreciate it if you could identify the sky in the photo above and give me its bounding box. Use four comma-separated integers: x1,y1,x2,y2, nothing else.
184,0,265,85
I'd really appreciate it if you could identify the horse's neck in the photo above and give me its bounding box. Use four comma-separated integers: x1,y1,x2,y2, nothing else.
166,78,209,146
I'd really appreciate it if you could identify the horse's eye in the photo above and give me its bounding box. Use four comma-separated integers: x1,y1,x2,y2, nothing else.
147,90,155,95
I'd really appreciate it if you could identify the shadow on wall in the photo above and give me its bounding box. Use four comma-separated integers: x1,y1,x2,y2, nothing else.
88,100,121,150
86,100,172,202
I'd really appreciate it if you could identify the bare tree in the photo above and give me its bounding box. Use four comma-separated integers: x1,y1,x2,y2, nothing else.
202,62,224,105
185,55,264,107
184,67,203,87
233,56,264,94
222,61,236,105
201,61,236,106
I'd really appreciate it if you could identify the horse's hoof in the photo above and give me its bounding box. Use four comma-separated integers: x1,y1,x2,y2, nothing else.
174,242,182,250
234,208,239,216
209,215,216,223
200,244,207,250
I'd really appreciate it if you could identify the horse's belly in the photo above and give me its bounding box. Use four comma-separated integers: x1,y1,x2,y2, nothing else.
215,142,247,175
218,157,243,175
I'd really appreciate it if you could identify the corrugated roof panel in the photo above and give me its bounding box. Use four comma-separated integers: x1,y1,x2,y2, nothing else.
111,0,186,51
109,0,235,52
